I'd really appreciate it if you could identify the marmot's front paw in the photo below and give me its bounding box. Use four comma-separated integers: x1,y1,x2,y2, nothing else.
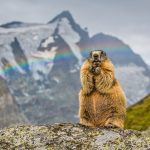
89,65,95,73
82,87,93,96
94,67,100,74
104,123,118,128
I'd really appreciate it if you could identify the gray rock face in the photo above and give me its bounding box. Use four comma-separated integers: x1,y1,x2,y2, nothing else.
0,123,149,150
0,77,28,128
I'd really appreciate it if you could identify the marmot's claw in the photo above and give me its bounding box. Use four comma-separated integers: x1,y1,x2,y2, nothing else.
95,67,100,74
89,65,100,74
104,123,117,128
89,66,95,73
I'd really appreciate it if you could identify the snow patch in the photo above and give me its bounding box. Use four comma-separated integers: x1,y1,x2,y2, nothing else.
33,35,38,40
30,46,57,80
0,24,53,34
52,76,60,83
42,36,54,48
58,18,83,65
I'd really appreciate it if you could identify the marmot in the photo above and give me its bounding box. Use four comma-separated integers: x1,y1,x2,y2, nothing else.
79,50,126,128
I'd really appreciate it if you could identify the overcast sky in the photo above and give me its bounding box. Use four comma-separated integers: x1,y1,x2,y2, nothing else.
0,0,150,65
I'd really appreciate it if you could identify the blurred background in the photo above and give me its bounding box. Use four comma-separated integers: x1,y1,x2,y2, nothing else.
0,0,149,131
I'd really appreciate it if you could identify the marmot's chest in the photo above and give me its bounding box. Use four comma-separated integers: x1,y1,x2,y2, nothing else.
87,91,113,115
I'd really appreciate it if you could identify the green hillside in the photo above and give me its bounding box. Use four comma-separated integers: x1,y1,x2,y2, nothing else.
125,94,150,131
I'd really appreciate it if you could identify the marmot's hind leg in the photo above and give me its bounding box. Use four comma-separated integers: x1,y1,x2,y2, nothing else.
104,118,124,128
80,118,94,127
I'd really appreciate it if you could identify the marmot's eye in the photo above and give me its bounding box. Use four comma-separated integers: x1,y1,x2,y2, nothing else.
101,51,106,56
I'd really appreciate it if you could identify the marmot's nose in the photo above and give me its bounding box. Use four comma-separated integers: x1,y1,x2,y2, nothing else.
93,54,98,58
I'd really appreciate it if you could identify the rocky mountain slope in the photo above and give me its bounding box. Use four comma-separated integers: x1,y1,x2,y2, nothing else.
125,94,150,131
0,21,41,28
0,123,149,149
0,77,28,128
0,10,150,124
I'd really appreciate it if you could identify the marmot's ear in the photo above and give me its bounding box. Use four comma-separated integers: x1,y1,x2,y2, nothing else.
101,51,106,57
90,51,93,57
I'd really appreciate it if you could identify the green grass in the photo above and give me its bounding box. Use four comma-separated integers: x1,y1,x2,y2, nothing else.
125,94,150,131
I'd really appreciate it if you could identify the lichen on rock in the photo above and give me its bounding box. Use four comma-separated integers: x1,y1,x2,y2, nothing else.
0,123,149,149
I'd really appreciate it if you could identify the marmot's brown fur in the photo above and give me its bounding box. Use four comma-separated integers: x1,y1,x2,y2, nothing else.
79,50,126,128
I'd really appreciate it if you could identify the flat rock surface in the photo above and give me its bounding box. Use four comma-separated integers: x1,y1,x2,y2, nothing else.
0,123,149,150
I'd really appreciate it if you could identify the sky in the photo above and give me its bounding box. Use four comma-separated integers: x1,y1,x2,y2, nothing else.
0,0,150,65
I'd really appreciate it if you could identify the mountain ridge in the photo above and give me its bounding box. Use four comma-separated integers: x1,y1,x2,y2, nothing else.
0,21,42,29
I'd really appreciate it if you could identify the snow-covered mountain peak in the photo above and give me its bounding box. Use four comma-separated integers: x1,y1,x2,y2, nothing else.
49,11,89,42
48,10,74,24
58,18,80,42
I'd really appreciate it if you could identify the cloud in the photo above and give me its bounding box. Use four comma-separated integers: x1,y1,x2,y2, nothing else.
123,34,150,65
0,0,150,64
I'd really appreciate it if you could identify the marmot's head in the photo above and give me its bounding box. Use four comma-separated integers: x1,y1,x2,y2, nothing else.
89,50,107,63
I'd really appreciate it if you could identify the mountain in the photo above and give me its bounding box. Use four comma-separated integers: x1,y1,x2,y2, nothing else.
125,94,150,131
0,21,41,28
0,77,28,128
48,10,89,43
0,10,150,125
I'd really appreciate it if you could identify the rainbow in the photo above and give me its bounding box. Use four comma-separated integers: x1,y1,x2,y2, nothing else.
0,46,129,78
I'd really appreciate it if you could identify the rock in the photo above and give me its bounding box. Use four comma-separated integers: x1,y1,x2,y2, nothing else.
0,123,149,149
0,77,28,128
143,128,150,138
